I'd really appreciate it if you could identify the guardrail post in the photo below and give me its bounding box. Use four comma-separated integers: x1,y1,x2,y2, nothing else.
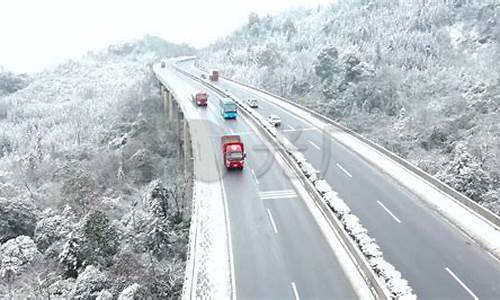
168,94,175,122
161,86,168,112
183,119,193,213
177,109,184,158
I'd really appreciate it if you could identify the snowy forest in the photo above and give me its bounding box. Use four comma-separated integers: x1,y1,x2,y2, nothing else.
0,36,195,298
199,0,500,215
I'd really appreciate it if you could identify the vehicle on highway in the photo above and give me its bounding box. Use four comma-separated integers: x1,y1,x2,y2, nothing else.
247,98,258,108
191,91,208,106
209,69,219,81
221,135,246,169
160,61,166,68
267,114,281,127
220,97,237,119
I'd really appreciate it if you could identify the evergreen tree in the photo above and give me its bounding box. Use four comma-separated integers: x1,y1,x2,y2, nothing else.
59,233,81,278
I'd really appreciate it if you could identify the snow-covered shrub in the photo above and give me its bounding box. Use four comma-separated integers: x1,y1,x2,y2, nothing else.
0,197,37,243
324,191,351,215
96,289,114,300
314,179,331,195
71,265,108,299
118,283,145,300
78,210,119,268
438,143,492,202
47,278,76,298
58,233,81,278
34,213,71,252
0,236,41,277
60,174,99,215
0,71,30,96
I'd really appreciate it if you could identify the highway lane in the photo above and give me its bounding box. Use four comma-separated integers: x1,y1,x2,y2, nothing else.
182,62,500,299
158,66,363,299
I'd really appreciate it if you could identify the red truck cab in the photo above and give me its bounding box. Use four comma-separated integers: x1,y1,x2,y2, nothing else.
192,91,208,106
209,69,219,81
221,135,246,169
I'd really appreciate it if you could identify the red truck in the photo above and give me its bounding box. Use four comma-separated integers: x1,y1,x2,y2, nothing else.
191,91,208,106
221,135,246,169
209,69,219,81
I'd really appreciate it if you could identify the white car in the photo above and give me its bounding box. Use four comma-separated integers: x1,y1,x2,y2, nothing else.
267,114,281,127
247,98,258,108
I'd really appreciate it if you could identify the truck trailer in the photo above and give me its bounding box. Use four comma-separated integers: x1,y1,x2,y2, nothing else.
209,69,219,81
191,91,208,106
221,135,246,169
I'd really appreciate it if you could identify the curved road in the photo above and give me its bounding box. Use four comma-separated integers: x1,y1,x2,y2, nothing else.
180,61,500,299
156,65,368,299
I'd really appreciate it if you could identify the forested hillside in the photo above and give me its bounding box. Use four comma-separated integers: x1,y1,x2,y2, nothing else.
200,0,500,214
0,36,193,298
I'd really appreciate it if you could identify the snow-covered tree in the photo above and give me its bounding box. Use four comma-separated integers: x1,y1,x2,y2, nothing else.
118,283,145,300
0,71,30,96
439,143,492,201
0,235,41,297
35,212,71,252
47,278,75,298
79,210,119,267
70,265,108,299
0,197,37,243
58,232,81,278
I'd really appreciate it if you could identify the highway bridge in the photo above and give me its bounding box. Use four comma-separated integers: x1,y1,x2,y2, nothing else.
154,57,500,299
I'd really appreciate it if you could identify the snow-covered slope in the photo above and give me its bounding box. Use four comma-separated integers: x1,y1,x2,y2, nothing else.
0,37,191,298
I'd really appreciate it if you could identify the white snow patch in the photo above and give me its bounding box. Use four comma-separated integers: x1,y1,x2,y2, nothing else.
314,179,331,195
448,24,465,49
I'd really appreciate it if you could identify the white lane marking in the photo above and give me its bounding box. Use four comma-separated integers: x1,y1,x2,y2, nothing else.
336,163,353,178
267,209,278,234
260,194,297,200
308,140,321,150
250,168,259,185
259,189,295,195
212,131,252,138
445,267,479,300
259,190,297,200
220,171,237,300
377,201,402,223
232,131,252,136
291,282,300,300
287,124,295,131
281,127,317,133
